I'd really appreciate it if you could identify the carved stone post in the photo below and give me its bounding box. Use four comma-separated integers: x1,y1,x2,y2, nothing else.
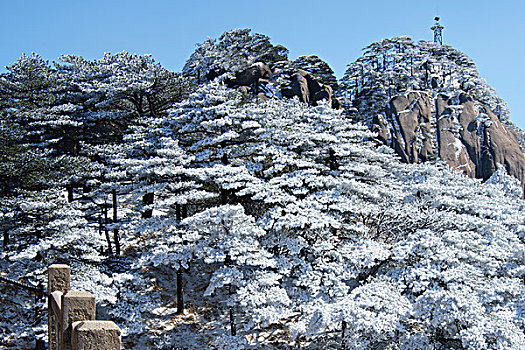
48,264,70,294
61,291,96,350
48,265,70,350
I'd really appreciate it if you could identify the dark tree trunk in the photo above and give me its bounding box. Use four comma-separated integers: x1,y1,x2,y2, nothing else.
328,148,338,170
175,203,188,315
142,193,154,218
35,339,45,350
220,141,229,165
176,203,181,223
112,189,120,256
225,253,236,336
176,268,184,315
220,189,229,205
104,204,113,255
67,185,73,203
146,93,157,118
3,230,8,248
182,204,187,219
342,320,347,350
229,307,236,336
176,203,184,314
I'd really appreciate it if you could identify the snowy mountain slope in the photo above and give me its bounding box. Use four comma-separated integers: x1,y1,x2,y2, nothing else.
1,30,525,349
2,81,525,349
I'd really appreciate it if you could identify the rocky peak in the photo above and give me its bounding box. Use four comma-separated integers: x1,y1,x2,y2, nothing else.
342,37,525,190
183,29,340,108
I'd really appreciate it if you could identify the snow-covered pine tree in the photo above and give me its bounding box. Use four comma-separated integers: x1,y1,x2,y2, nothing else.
182,29,288,84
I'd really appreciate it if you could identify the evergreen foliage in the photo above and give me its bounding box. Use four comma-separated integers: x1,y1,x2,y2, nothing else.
1,31,525,350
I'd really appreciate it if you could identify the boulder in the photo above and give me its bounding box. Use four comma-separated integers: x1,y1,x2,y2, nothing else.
235,62,272,86
456,100,525,183
331,98,342,110
206,69,226,82
290,70,311,103
238,86,252,95
281,87,295,99
286,69,333,105
372,114,390,146
434,95,476,177
257,92,270,102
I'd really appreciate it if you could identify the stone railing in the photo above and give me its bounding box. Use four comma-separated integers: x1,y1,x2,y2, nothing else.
48,264,121,350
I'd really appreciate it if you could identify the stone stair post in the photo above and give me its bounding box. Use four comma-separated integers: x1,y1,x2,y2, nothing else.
47,264,122,350
48,264,71,350
61,291,96,350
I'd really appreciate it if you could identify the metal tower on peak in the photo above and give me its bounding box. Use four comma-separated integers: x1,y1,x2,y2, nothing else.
431,17,444,45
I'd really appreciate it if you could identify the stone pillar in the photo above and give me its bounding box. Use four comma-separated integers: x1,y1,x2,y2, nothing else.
48,265,70,350
71,321,121,350
48,264,71,294
61,291,96,350
49,292,63,350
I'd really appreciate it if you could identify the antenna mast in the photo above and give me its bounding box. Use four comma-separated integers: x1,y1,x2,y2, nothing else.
431,17,444,45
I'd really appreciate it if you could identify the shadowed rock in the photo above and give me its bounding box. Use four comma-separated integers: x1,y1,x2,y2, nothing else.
235,62,272,86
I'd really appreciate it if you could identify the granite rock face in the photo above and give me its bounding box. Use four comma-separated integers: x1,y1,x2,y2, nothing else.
377,91,525,186
231,61,340,108
282,69,339,108
235,62,273,86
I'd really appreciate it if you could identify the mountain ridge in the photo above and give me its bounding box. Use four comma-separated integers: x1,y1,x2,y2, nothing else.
1,28,525,349
183,29,525,190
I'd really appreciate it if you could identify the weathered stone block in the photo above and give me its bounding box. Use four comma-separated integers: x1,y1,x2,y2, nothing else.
48,264,71,294
62,291,96,350
49,291,64,350
71,321,121,350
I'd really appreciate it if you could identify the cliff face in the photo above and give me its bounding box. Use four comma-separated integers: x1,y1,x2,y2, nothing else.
374,90,525,185
342,37,525,188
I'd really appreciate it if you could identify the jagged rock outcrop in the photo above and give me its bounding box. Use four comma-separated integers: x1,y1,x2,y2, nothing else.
281,69,336,107
183,29,341,108
377,91,525,186
232,61,340,107
342,37,525,188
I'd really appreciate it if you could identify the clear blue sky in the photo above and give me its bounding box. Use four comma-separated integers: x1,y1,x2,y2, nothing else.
2,0,524,128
